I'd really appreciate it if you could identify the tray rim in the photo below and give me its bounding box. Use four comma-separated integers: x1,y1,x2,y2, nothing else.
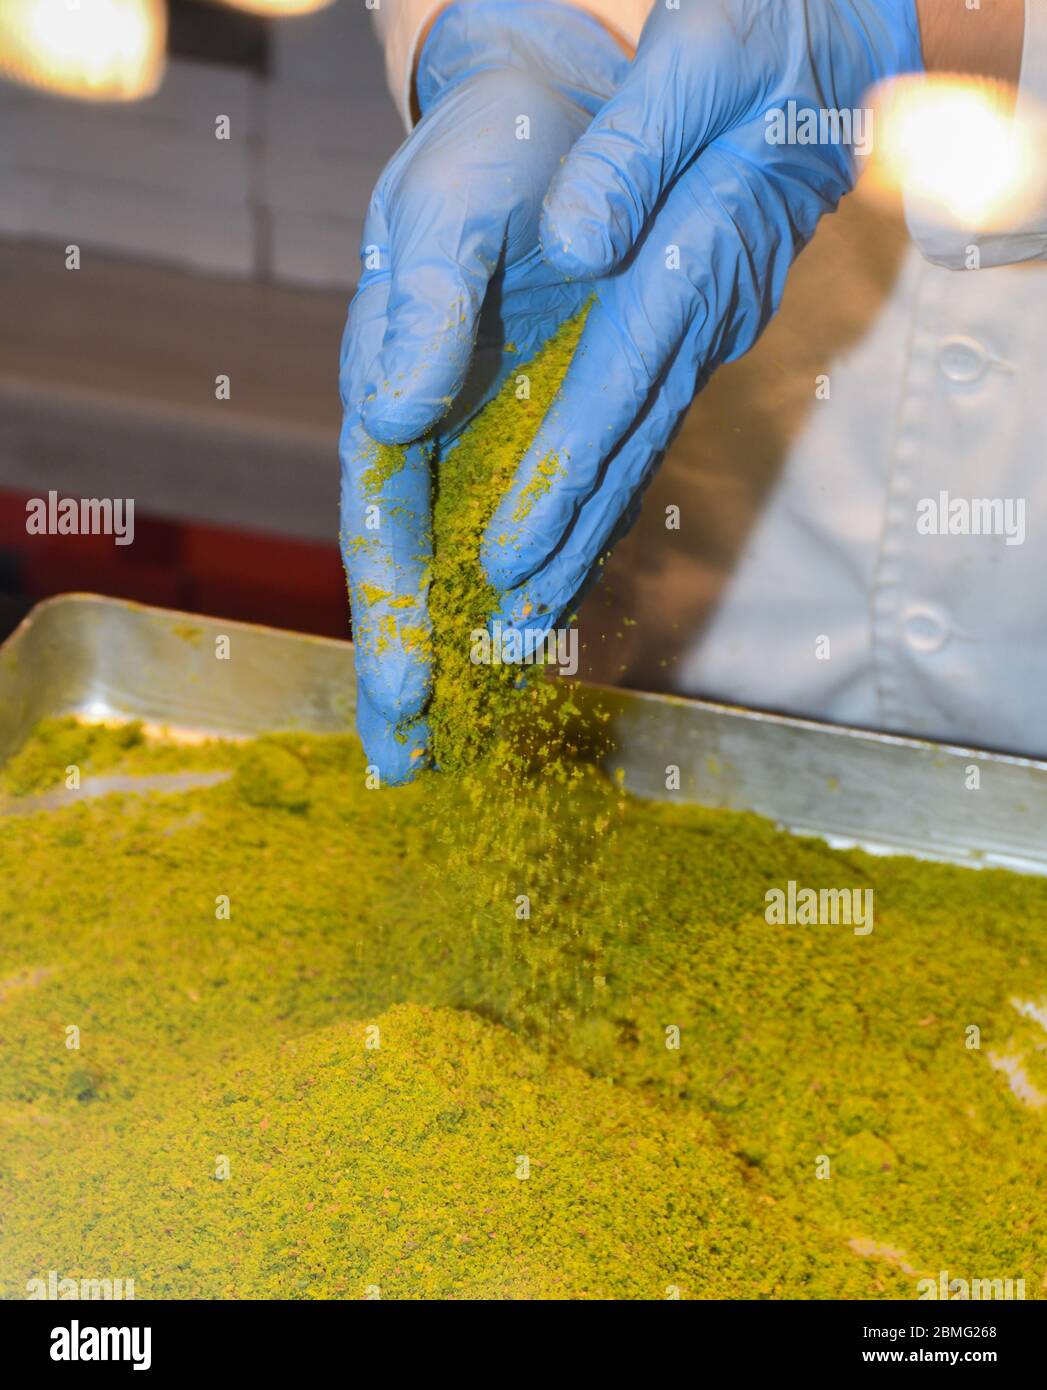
5,590,1045,775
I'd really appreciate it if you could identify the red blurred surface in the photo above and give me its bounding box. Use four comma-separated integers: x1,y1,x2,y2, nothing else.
0,489,349,639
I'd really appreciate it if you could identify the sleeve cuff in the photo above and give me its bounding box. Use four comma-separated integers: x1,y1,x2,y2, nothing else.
371,0,651,128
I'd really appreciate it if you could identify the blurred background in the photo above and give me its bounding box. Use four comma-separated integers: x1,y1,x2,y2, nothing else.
0,0,403,640
5,1,1035,690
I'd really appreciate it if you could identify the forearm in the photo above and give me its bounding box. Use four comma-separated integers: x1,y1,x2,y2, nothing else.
410,0,1029,86
410,0,637,120
916,0,1025,83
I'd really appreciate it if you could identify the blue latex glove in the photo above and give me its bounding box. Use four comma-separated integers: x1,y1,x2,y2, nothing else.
338,0,627,783
483,0,924,642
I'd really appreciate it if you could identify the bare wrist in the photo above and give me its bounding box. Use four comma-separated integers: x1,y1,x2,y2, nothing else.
916,0,1025,85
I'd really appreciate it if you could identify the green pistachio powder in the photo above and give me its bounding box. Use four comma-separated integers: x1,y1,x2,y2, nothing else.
2,316,1046,1300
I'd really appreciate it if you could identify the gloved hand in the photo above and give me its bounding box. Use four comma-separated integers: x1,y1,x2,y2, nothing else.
339,0,627,783
483,0,924,640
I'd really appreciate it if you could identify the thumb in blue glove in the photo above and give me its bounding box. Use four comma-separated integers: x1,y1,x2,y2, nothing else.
482,0,924,655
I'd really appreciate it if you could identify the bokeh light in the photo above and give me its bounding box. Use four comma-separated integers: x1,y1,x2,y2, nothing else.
868,75,1042,230
0,0,167,102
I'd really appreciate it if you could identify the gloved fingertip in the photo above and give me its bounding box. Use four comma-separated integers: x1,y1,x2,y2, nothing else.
540,219,617,280
488,598,557,663
480,540,524,594
355,685,431,787
541,185,623,278
377,731,432,787
359,666,431,729
481,518,545,593
360,394,442,447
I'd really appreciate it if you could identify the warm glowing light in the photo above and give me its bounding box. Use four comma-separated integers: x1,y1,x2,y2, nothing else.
213,0,334,14
0,0,166,102
871,76,1042,229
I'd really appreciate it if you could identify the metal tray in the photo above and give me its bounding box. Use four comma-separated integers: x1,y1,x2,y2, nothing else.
2,593,1046,875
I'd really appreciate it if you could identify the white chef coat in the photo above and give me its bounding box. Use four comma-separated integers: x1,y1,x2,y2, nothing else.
371,0,1047,757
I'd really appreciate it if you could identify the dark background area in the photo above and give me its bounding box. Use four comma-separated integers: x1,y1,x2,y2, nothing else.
168,0,270,73
0,0,402,642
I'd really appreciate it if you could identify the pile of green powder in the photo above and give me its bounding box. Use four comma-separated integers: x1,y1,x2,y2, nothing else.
2,718,1046,1299
357,311,627,956
427,312,588,775
352,311,590,776
2,319,1046,1299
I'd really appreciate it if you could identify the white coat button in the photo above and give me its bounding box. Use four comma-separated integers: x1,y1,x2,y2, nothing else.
902,604,949,653
938,337,988,384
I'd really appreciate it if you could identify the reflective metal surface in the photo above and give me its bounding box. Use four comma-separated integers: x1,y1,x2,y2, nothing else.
2,593,1045,874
